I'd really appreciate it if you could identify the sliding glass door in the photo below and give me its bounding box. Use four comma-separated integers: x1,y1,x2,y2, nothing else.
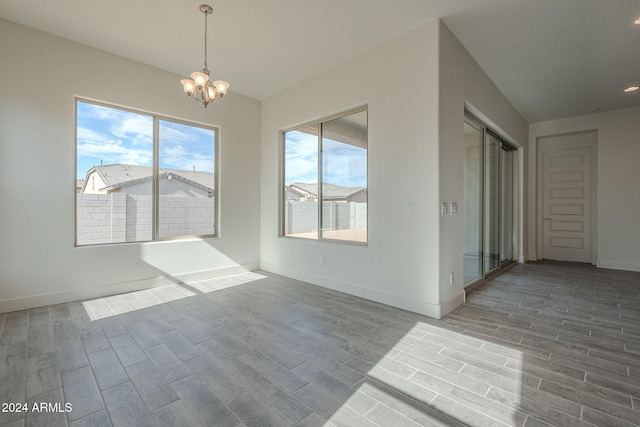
464,114,516,287
484,133,501,274
463,121,483,284
501,147,514,264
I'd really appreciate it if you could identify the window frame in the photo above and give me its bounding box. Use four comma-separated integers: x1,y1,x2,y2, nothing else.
280,105,368,245
74,97,219,247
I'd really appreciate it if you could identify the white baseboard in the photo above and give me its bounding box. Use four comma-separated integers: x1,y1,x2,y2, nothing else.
260,262,464,319
596,260,640,273
0,264,258,314
440,291,466,318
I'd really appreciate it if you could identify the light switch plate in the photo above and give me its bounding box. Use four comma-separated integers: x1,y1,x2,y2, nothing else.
441,202,448,215
450,202,458,214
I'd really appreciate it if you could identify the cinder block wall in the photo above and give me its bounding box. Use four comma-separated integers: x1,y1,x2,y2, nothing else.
76,194,215,245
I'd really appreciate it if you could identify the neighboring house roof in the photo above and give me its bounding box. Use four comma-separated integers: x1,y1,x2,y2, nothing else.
81,164,214,193
288,182,366,200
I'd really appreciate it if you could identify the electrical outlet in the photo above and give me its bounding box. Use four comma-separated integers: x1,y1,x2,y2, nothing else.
320,256,326,266
449,272,455,285
133,259,141,270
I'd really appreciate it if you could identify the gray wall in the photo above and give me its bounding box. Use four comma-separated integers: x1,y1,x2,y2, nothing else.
76,194,215,245
284,201,367,235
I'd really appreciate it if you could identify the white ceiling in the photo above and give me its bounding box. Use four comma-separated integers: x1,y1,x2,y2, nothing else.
1,0,639,122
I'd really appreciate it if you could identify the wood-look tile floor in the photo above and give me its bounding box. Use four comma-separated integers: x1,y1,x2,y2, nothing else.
1,261,640,426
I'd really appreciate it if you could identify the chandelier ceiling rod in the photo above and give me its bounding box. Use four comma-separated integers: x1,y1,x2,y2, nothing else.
202,4,210,72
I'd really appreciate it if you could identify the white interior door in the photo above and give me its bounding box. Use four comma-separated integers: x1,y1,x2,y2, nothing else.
539,132,597,263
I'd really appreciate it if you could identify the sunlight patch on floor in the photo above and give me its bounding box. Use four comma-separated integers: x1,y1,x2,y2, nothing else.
83,284,196,320
187,271,267,293
82,272,266,321
330,321,526,427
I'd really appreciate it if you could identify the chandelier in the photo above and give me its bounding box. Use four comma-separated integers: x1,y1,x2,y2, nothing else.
180,4,230,108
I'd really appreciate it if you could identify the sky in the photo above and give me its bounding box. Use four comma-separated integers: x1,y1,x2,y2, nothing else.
284,129,367,188
76,101,215,179
77,101,366,187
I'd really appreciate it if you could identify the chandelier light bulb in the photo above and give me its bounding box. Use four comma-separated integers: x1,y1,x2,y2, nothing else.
213,80,230,96
180,79,195,95
191,71,209,87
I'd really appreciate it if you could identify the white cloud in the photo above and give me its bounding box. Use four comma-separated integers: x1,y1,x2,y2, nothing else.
111,115,153,146
160,144,213,173
158,121,215,172
77,127,108,142
77,134,152,166
284,130,318,184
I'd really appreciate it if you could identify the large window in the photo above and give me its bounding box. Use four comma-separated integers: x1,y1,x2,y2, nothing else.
282,107,367,243
75,99,217,246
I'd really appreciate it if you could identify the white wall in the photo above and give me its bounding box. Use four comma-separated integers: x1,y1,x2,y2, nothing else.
529,106,640,272
0,19,261,312
260,20,529,318
260,21,445,317
438,22,529,307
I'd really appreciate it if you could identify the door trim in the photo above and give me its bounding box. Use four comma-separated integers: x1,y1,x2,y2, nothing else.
536,130,598,264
